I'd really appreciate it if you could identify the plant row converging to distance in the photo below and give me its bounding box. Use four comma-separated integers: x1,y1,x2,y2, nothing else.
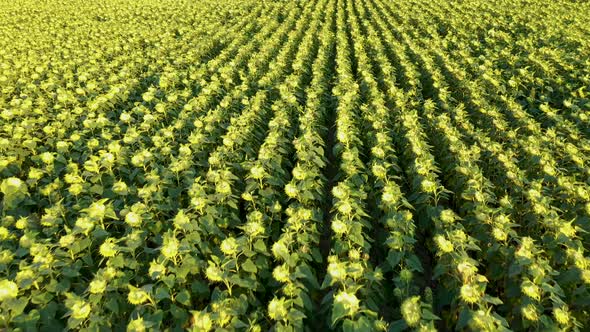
0,0,589,331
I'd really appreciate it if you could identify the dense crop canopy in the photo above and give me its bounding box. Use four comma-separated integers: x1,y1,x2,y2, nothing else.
1,0,589,330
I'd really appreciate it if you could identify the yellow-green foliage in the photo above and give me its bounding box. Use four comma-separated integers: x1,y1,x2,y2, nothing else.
0,0,589,330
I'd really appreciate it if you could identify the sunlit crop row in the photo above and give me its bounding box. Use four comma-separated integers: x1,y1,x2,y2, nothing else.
1,0,589,330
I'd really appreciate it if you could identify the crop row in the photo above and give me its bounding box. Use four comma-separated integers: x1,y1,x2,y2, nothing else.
1,0,589,330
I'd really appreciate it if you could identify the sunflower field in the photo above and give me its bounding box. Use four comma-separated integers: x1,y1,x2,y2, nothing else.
1,0,590,331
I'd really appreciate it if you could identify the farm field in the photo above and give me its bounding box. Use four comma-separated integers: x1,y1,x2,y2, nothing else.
1,0,590,330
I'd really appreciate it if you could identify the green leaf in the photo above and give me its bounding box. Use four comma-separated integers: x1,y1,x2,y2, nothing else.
13,309,40,331
406,254,424,273
387,251,403,269
147,310,165,328
62,265,81,278
299,291,314,311
176,290,191,306
191,280,210,297
286,309,306,323
343,319,355,332
421,309,441,320
355,317,374,332
170,304,188,321
432,263,446,280
154,287,170,301
482,295,503,305
233,275,256,289
253,239,268,254
556,268,579,286
456,308,473,330
230,318,249,329
70,238,91,255
8,297,29,316
105,206,118,219
321,274,333,289
105,297,119,314
242,259,258,273
162,275,176,288
89,184,103,195
331,300,346,326
39,302,63,330
32,291,54,305
56,278,71,293
311,247,323,263
298,264,320,289
286,253,300,268
388,319,407,332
